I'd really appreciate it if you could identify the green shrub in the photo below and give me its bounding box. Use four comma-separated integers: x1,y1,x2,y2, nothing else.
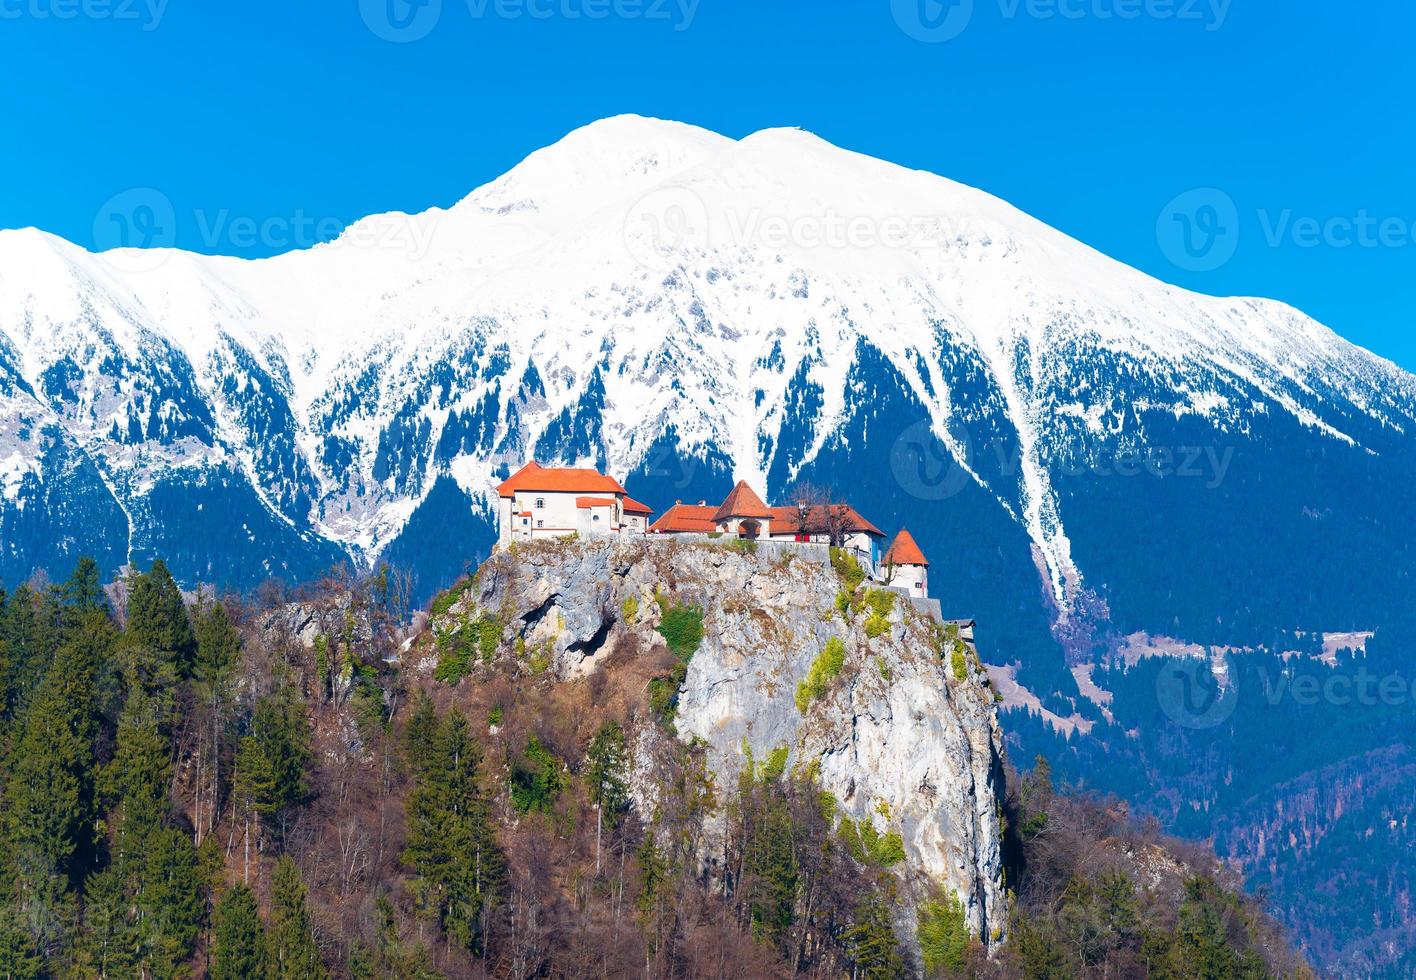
429,576,474,618
951,643,968,682
656,601,704,660
621,594,639,622
761,745,790,781
875,657,892,682
649,598,704,724
795,637,847,714
874,831,906,866
434,616,503,683
834,590,853,619
510,734,564,814
838,816,906,867
918,893,970,973
861,589,895,638
722,538,758,555
488,705,503,728
527,641,552,674
829,547,865,592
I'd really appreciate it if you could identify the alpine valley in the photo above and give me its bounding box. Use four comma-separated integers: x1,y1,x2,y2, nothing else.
3,116,1415,974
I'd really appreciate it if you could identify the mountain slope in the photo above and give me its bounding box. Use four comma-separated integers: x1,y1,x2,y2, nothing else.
2,115,1411,618
5,115,1415,972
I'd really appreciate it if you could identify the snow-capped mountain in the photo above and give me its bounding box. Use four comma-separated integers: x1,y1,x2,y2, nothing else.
3,115,1414,647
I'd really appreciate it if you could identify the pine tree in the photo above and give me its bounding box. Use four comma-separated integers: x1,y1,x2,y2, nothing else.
58,557,107,617
232,688,313,859
212,883,266,980
404,707,505,955
266,856,328,980
6,610,109,884
137,827,204,975
0,584,55,719
101,689,173,860
586,721,631,874
403,691,439,779
73,867,140,979
123,559,195,680
845,889,904,979
192,600,240,844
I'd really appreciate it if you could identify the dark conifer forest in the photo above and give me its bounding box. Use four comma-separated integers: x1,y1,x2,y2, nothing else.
0,557,1306,978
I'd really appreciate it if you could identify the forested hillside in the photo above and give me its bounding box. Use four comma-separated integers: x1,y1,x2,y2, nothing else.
0,555,1307,977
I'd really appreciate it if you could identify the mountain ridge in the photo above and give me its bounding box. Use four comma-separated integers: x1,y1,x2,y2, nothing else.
1,114,1413,611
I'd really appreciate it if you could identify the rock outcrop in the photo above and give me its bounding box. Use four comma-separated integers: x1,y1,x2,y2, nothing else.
425,535,1008,946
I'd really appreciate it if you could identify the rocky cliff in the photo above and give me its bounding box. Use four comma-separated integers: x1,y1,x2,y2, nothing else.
417,535,1008,947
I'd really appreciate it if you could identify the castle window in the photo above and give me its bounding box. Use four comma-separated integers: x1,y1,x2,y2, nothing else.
535,498,546,509
536,520,543,528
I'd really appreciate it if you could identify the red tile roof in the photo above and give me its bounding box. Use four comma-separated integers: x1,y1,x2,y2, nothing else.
767,504,884,538
884,528,928,566
576,497,617,508
497,461,626,497
712,480,773,522
621,496,654,515
649,504,719,534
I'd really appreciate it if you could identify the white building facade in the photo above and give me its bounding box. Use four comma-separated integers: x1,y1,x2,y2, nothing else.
496,462,654,545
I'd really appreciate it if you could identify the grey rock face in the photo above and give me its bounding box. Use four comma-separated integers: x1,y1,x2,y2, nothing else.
443,536,1007,947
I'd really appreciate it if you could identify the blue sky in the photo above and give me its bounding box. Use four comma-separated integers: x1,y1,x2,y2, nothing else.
2,0,1412,370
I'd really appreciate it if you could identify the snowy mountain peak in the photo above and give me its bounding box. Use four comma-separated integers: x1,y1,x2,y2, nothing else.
1,117,1413,620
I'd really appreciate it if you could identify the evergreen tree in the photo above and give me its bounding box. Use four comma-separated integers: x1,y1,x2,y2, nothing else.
0,584,55,719
137,827,204,975
212,883,266,980
403,690,439,779
266,856,328,980
193,598,240,687
58,557,107,617
232,688,313,852
192,599,241,843
918,892,970,974
123,559,195,680
404,707,505,954
101,689,173,858
1175,877,1254,980
845,889,904,979
348,897,442,980
6,610,109,884
742,786,798,944
586,720,630,874
73,866,140,978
